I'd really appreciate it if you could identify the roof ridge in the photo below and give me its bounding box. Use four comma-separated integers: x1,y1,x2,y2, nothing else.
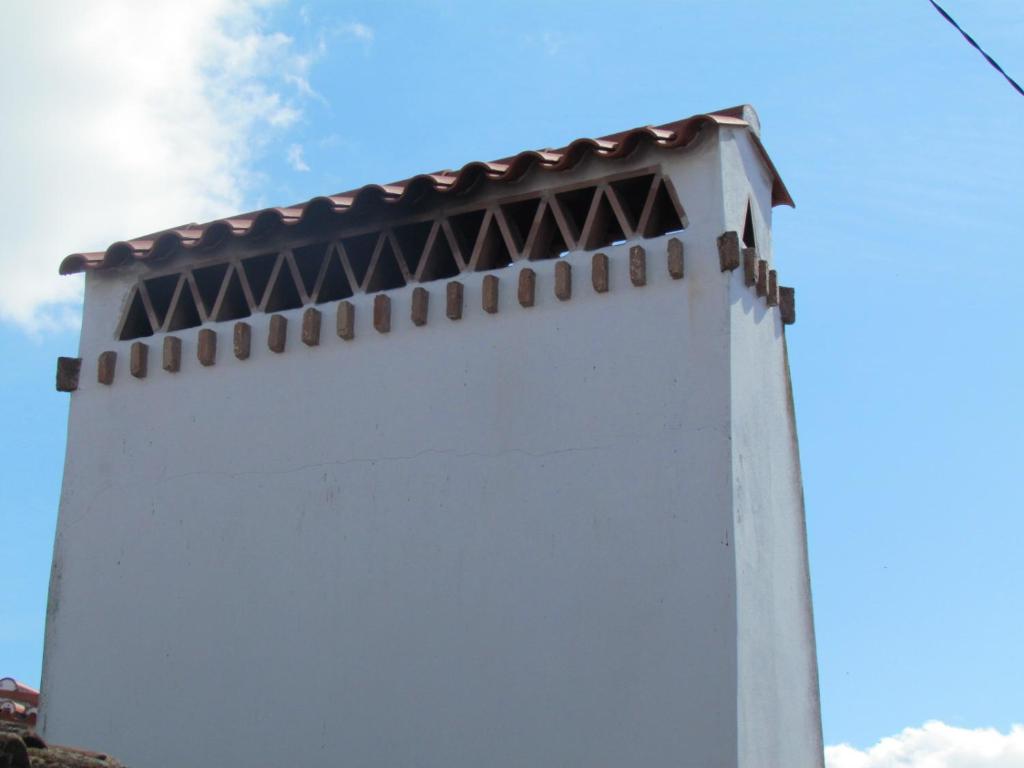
60,107,791,275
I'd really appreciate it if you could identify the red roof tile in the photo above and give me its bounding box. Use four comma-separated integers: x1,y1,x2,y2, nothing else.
60,105,791,276
0,680,39,706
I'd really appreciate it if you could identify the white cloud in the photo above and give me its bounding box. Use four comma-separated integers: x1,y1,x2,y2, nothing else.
336,21,374,44
286,143,310,172
827,721,1024,768
0,0,316,329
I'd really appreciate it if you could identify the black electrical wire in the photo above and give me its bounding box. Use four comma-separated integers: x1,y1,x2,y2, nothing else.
927,0,1023,97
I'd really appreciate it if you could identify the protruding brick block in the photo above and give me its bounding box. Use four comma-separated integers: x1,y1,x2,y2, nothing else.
337,301,355,340
554,260,572,301
268,315,287,353
373,294,391,333
592,253,609,293
234,322,252,360
767,270,779,307
56,357,81,392
629,245,646,287
302,308,322,346
667,238,685,279
446,281,464,320
779,286,796,325
411,287,429,326
130,342,148,379
518,268,536,307
162,336,182,372
718,231,740,271
756,260,769,298
198,329,217,366
482,275,499,314
742,247,758,287
97,351,117,385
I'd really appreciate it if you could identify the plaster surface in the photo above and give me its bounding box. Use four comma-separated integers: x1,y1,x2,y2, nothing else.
723,128,825,768
41,128,821,767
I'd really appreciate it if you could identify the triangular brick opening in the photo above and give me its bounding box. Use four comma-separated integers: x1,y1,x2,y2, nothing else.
241,253,278,306
609,174,655,231
166,280,202,332
315,249,353,303
526,203,569,261
582,190,627,251
474,215,513,271
501,198,541,253
292,243,329,299
143,274,179,328
554,186,597,243
365,237,406,293
418,226,460,282
642,178,686,237
742,202,756,248
264,259,304,312
393,221,433,278
213,267,251,322
192,263,229,316
119,287,153,340
342,232,379,289
448,209,486,262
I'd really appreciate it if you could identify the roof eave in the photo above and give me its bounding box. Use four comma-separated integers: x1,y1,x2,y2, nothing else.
59,106,794,276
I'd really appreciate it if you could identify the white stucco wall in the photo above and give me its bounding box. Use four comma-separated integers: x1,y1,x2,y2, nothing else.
41,125,821,767
722,128,825,768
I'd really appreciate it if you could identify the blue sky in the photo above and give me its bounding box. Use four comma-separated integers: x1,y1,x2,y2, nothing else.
2,1,1022,764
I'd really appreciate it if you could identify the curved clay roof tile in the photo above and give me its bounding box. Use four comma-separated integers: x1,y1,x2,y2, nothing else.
59,107,792,275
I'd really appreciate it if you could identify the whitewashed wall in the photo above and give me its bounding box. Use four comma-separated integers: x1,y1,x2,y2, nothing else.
721,128,826,768
41,125,820,767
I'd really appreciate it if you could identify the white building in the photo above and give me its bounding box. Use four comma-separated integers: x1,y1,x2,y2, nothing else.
44,105,822,767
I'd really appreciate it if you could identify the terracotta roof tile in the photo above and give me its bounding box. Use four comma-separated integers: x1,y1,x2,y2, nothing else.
0,680,39,699
60,105,792,275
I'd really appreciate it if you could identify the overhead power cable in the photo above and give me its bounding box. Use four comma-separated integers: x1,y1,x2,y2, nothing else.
927,0,1023,97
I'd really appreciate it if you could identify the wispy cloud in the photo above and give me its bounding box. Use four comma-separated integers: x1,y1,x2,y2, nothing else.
286,143,310,172
827,721,1024,768
525,29,566,57
0,0,320,330
336,21,374,44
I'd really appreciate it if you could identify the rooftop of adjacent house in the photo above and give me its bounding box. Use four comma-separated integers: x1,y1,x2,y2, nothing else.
1,678,39,722
59,105,792,276
0,679,39,699
2,679,122,767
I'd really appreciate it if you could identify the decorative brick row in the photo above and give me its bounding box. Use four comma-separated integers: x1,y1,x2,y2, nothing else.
61,233,800,390
717,230,795,325
64,239,688,389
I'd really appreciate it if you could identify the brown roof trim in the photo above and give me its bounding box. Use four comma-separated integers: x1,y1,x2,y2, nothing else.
60,106,792,276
